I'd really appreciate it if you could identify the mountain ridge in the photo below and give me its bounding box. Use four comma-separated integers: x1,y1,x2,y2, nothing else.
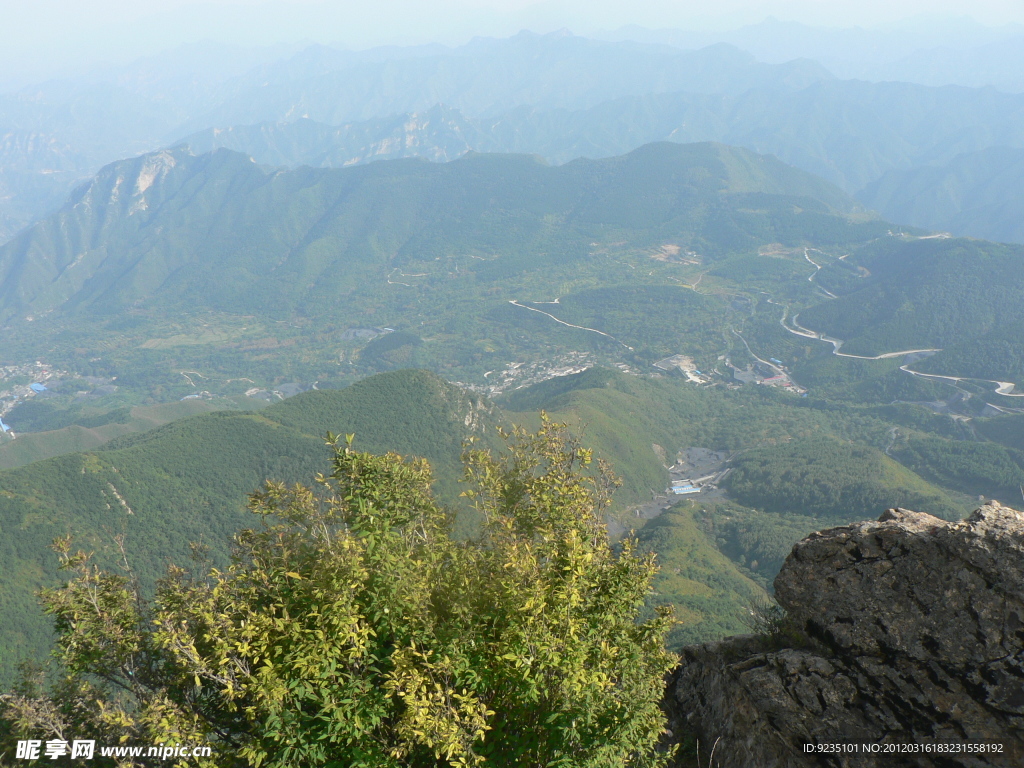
0,140,868,326
172,82,1024,197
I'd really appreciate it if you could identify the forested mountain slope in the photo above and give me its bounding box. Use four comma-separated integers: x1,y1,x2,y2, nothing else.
0,140,864,324
5,137,1024,409
0,370,497,683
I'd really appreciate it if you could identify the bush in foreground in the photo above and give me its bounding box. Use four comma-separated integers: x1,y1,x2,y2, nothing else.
2,418,675,767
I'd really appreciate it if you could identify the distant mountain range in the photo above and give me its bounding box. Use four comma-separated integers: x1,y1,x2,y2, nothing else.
605,18,1024,91
181,85,1024,245
181,83,1024,196
178,33,832,131
7,20,1024,721
0,32,829,241
4,29,1024,246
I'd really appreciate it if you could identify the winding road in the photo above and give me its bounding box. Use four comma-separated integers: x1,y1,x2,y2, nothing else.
804,249,838,298
776,304,1024,398
731,329,787,379
508,300,634,350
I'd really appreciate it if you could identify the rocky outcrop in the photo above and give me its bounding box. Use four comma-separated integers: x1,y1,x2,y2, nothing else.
666,502,1024,767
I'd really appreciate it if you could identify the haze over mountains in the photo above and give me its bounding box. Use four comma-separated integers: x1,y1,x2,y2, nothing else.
4,22,1024,245
604,16,1024,90
858,146,1024,244
0,33,828,239
6,19,1024,768
183,82,1024,199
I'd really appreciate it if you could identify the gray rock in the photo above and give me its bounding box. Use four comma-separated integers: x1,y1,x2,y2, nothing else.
667,502,1024,767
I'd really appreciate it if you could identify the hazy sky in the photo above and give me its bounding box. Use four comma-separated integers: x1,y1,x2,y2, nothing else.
3,0,1024,78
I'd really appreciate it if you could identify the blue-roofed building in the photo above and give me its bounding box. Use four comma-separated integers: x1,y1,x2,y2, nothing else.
670,483,701,495
0,418,10,433
30,382,47,393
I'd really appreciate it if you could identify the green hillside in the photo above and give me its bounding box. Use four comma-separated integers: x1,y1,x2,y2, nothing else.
499,367,987,640
722,438,961,521
0,141,866,324
890,437,1024,502
635,507,766,649
0,370,497,683
0,399,263,470
502,369,972,513
694,501,824,589
976,413,1024,453
0,141,871,322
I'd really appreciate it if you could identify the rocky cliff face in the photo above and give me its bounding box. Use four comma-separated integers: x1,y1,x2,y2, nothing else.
666,502,1024,767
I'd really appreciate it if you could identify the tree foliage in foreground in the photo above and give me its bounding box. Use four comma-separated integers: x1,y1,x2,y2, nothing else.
1,419,675,767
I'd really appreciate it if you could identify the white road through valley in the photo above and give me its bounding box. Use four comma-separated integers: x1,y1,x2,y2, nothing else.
777,308,1024,396
803,249,837,298
508,300,634,350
